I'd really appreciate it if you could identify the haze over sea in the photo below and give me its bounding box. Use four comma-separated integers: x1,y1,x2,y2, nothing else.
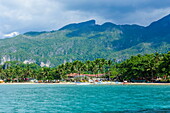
0,84,170,113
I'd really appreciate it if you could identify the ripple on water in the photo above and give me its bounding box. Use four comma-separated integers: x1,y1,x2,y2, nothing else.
0,84,170,112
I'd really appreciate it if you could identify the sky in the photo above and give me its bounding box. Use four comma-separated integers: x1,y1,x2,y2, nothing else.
0,0,170,38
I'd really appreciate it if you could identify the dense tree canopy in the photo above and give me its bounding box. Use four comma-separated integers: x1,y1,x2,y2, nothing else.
0,52,170,83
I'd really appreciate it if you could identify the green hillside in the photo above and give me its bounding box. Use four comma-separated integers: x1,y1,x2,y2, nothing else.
0,15,170,66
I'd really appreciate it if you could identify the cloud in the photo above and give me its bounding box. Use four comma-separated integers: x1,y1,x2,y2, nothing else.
0,0,170,38
3,32,19,38
0,0,98,38
58,0,170,25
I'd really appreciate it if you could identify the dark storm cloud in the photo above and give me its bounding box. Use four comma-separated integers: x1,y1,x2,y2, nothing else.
0,0,170,38
58,0,170,12
58,0,170,25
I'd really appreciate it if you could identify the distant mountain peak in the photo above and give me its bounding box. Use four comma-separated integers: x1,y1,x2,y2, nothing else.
147,14,170,35
79,19,96,25
59,20,96,30
102,22,117,27
148,14,170,27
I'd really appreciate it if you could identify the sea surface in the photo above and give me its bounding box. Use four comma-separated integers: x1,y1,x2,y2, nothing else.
0,84,170,113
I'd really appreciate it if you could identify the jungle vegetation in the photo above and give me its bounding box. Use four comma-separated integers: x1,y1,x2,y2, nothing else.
0,52,170,83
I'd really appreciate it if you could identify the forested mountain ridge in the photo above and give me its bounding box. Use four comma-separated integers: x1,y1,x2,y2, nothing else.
0,14,170,67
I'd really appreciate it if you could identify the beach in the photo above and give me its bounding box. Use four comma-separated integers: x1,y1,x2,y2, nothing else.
123,82,170,85
1,82,170,85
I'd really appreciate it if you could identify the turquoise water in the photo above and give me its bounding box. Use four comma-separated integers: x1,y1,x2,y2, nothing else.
0,84,170,113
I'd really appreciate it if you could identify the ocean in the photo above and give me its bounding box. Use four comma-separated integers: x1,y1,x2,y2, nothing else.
0,84,170,113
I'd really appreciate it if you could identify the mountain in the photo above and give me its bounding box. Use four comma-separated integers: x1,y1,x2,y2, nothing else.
0,14,170,67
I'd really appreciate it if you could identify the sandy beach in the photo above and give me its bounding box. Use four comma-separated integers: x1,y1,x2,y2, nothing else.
122,82,170,85
0,82,170,85
0,82,76,85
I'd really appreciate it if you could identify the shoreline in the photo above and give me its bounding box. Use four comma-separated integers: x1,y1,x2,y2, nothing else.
0,82,76,85
0,82,170,85
122,82,170,85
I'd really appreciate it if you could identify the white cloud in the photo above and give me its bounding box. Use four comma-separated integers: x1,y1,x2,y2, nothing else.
3,32,20,38
0,0,170,38
0,0,99,38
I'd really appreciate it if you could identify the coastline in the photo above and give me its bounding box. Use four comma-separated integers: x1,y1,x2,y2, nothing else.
0,82,170,85
122,83,170,85
0,82,76,85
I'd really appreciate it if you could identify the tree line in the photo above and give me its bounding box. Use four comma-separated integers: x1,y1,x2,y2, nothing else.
116,52,170,82
0,52,170,82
